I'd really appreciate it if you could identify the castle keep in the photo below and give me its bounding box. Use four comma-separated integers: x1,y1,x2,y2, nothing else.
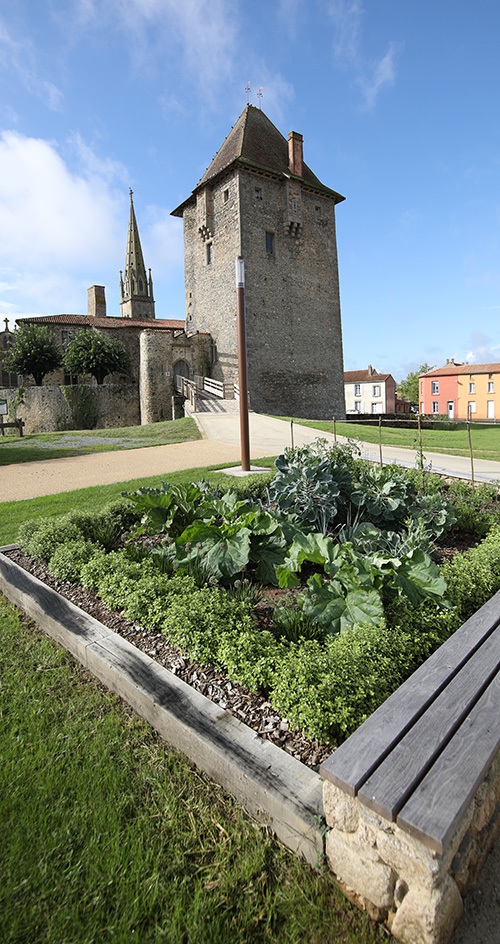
172,105,346,419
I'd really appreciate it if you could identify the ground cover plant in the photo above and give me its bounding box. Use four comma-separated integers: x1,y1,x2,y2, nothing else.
13,440,500,745
281,417,500,463
0,416,201,466
0,596,382,944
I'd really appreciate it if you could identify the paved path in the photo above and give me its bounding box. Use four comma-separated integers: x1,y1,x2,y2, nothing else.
2,413,500,502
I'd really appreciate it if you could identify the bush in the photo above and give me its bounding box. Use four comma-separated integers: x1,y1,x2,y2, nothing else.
442,525,500,621
48,540,98,582
18,517,85,563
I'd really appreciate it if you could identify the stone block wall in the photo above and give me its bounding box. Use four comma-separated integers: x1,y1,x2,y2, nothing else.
0,384,140,433
183,165,346,419
323,751,500,944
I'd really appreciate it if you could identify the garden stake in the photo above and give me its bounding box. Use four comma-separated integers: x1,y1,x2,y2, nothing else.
467,405,475,489
333,417,337,442
378,416,383,468
290,420,294,450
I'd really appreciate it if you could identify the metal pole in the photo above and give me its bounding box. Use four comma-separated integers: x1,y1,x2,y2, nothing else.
235,257,250,471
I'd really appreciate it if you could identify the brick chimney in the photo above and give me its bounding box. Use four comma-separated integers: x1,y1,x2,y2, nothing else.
87,285,106,318
288,131,303,177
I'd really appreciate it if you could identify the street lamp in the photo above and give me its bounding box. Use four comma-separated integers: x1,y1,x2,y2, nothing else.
235,256,250,471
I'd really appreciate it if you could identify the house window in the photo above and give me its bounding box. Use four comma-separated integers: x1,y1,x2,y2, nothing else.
372,385,381,397
488,381,495,393
431,381,439,394
206,242,213,265
354,384,361,396
468,401,476,416
255,187,262,200
224,189,229,202
354,401,362,411
468,382,475,394
265,231,274,254
432,401,440,413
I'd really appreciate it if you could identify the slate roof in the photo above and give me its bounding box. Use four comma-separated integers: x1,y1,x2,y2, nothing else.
17,314,185,331
171,105,344,216
421,363,500,377
344,369,393,383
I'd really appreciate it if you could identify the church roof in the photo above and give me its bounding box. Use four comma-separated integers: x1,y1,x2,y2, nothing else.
171,105,344,215
17,314,185,331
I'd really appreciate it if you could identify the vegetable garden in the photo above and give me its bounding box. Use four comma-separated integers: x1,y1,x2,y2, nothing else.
16,439,500,747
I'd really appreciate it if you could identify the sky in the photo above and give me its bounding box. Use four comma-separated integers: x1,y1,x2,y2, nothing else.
0,0,499,383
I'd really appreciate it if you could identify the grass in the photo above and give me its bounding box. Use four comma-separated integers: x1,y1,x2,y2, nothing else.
0,596,383,944
282,418,500,462
0,459,275,546
0,417,201,466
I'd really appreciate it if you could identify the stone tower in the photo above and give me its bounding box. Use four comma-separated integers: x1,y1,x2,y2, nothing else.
171,105,346,419
120,190,155,320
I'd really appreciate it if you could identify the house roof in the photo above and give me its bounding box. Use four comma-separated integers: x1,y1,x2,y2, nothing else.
421,363,500,377
17,314,186,331
171,105,345,216
344,369,393,383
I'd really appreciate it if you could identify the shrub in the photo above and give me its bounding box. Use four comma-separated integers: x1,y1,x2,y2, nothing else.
18,517,85,563
442,525,500,622
160,588,255,665
48,540,98,582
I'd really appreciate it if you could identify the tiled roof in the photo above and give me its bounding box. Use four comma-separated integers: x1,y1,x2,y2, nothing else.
172,105,344,215
344,370,393,383
421,363,500,377
17,314,185,331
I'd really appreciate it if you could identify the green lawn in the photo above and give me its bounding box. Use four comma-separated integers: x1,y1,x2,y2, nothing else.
0,596,382,944
0,460,275,546
0,416,201,466
284,418,500,463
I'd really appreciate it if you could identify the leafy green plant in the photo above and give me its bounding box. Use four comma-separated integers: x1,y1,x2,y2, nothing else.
63,329,130,384
272,600,323,643
48,539,98,582
269,443,353,533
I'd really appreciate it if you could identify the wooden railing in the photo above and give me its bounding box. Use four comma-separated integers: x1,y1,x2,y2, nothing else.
176,374,235,408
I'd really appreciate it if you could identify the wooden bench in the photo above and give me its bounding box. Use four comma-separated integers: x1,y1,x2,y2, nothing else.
320,588,500,944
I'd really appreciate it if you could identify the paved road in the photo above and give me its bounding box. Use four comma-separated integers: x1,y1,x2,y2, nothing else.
2,412,500,502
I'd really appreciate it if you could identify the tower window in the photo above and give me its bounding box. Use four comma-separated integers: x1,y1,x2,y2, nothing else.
255,186,262,200
315,205,321,218
265,232,274,255
206,242,213,265
224,189,229,202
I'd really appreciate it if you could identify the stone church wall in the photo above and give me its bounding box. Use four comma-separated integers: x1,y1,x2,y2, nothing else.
0,384,140,433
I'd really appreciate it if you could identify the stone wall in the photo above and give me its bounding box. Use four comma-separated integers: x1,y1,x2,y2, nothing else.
184,165,346,419
0,384,140,433
323,752,500,944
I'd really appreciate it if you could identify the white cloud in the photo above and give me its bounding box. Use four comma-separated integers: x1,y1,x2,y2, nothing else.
0,17,64,111
0,131,126,314
325,0,399,108
465,333,500,364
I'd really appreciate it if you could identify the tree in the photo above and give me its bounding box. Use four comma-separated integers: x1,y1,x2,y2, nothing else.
397,363,434,408
63,330,130,385
3,323,62,386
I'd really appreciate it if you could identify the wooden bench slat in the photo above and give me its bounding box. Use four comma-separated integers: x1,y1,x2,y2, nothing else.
397,671,500,854
357,628,500,820
320,590,500,796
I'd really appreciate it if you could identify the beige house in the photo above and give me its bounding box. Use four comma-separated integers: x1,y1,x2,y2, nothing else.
344,366,397,414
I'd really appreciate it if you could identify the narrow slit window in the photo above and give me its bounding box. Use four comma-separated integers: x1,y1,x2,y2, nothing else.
265,232,274,254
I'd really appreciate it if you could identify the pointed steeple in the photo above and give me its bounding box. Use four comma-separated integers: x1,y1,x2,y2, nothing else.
120,190,155,320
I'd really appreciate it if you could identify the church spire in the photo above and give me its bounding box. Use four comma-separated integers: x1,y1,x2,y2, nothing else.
120,189,155,320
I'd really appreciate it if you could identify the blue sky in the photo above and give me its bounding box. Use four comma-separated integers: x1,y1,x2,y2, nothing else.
0,0,499,383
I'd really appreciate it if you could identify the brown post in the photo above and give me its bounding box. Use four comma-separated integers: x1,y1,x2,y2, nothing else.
378,416,383,468
235,257,250,471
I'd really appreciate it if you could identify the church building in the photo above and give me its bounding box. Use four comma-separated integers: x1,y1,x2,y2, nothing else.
172,105,346,419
